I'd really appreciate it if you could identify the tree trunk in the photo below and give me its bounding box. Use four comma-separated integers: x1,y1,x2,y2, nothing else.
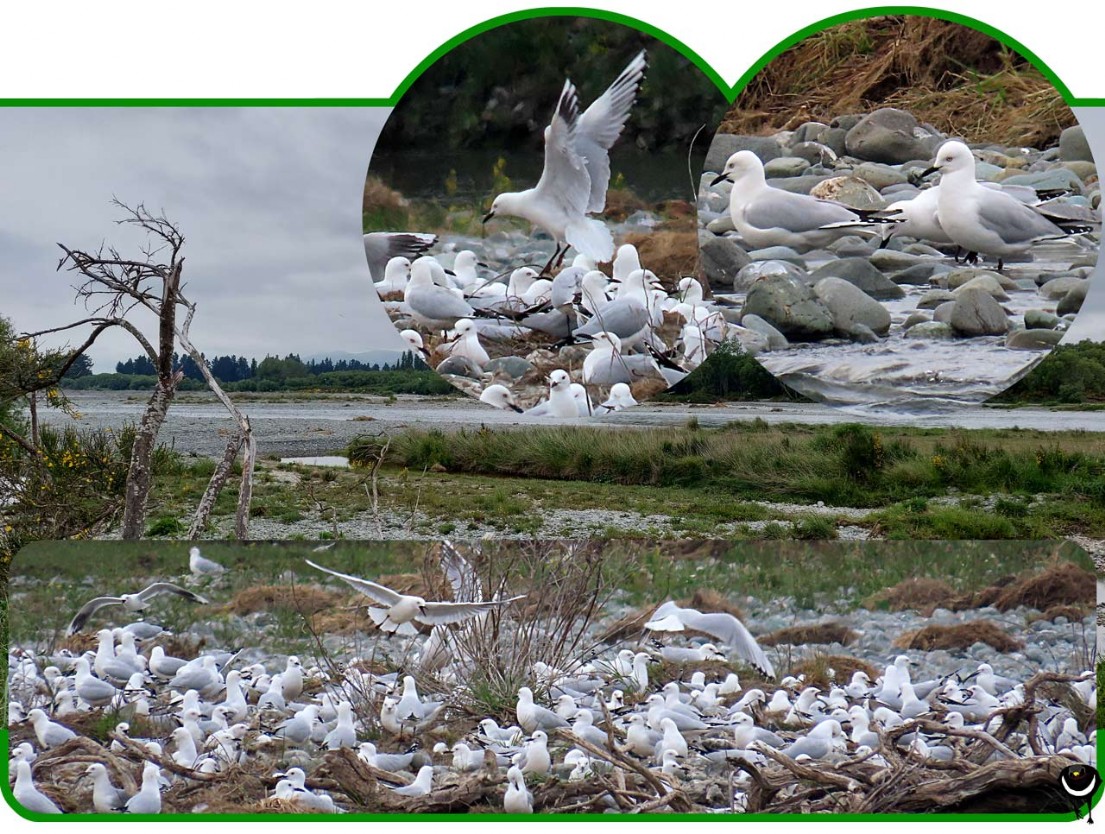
176,323,254,539
187,430,243,539
120,261,180,540
120,375,177,538
235,429,255,539
29,390,39,448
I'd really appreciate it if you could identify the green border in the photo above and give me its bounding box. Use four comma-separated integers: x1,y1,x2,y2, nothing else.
0,4,1102,107
3,724,1100,821
2,538,1102,820
2,2,1103,822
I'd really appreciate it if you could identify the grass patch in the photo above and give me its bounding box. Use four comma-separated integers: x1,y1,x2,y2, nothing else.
722,15,1073,148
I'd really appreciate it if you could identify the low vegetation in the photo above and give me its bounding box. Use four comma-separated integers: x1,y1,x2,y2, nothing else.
724,15,1074,148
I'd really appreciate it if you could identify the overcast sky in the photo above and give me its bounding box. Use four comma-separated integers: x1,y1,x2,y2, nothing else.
1,106,1102,373
0,108,403,372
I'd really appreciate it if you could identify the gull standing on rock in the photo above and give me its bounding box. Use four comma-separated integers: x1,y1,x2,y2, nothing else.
923,140,1067,270
404,257,478,329
712,150,883,252
189,546,225,578
483,51,648,272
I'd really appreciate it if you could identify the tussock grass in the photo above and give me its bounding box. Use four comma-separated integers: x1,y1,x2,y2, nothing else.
894,621,1025,652
378,423,1105,513
723,16,1074,147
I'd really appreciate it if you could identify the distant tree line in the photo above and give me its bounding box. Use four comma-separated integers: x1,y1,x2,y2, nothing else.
112,351,425,382
62,350,455,396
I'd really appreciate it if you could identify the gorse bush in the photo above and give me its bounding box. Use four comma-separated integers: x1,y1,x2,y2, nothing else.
1,422,184,558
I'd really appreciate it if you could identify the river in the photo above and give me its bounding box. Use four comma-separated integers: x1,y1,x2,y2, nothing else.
36,390,1105,458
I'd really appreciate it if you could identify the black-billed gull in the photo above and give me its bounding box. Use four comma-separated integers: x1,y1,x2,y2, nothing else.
712,151,882,252
363,232,436,282
189,545,225,577
13,758,62,814
305,558,524,635
504,765,534,813
483,51,648,272
85,763,128,813
645,600,775,678
479,383,523,413
67,582,209,635
923,140,1067,269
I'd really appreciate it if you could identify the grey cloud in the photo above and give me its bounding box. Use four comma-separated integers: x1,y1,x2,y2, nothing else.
0,107,403,371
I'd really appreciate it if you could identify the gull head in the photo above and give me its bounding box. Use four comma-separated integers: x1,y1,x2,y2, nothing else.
453,318,476,338
711,150,764,186
923,140,974,178
591,331,622,353
400,329,424,350
454,250,482,270
480,384,523,413
484,192,524,224
548,369,572,391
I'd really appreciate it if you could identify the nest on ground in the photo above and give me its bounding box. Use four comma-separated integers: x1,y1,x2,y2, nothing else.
787,654,880,689
760,622,859,647
893,621,1024,653
866,561,1094,617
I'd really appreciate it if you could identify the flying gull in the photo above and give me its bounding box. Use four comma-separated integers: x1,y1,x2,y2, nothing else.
305,559,524,636
67,583,209,635
484,51,648,272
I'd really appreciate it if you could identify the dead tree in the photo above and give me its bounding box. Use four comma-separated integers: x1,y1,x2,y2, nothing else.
25,200,255,538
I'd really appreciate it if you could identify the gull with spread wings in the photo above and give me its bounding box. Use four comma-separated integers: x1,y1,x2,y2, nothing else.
67,583,209,635
305,558,525,636
483,51,647,273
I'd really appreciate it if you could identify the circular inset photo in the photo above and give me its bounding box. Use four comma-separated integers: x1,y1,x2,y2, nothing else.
697,14,1100,407
364,15,727,416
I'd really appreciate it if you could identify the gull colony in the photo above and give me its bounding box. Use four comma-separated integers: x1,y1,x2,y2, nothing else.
7,545,1096,814
367,51,779,415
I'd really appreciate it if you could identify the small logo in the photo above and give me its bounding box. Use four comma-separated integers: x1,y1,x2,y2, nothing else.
1059,764,1101,823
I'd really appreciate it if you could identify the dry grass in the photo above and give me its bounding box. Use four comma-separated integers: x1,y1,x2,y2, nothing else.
363,175,409,218
621,229,700,288
602,187,648,222
864,576,956,612
224,584,346,617
760,621,859,647
992,561,1094,612
894,621,1024,652
1028,603,1093,624
721,16,1074,147
790,654,879,688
